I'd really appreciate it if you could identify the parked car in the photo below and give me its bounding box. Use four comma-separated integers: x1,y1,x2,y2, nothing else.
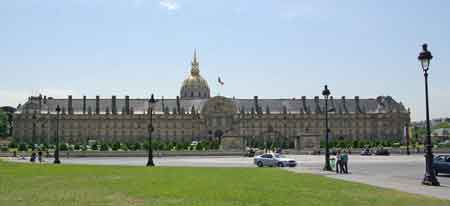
360,148,372,156
374,148,390,156
433,154,450,176
254,153,297,167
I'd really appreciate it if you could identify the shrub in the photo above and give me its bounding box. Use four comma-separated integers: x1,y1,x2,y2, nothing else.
134,142,141,150
352,140,360,148
18,143,27,151
336,141,345,148
59,144,68,151
120,143,128,151
100,144,109,151
28,144,36,151
143,142,149,150
112,142,121,151
74,144,81,150
91,144,98,151
8,142,18,149
126,143,135,151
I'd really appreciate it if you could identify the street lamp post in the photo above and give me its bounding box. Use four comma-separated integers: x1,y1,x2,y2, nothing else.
322,85,332,171
418,44,439,186
405,123,410,155
146,94,156,167
32,112,37,144
54,105,61,164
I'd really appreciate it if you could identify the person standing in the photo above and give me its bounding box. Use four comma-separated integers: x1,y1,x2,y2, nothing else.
30,151,36,162
38,150,43,163
342,150,349,174
335,150,342,174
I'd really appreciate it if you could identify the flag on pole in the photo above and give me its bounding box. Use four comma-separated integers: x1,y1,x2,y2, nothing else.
218,77,224,85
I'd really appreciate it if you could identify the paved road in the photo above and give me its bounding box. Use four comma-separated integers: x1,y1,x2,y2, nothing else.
285,154,450,200
7,154,450,200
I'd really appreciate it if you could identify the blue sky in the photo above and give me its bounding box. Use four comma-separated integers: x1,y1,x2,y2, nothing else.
1,0,449,121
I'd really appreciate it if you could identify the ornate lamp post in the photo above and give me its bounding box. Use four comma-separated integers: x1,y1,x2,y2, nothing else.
32,112,37,144
405,123,410,155
146,94,156,167
418,44,439,186
322,85,332,171
54,105,61,164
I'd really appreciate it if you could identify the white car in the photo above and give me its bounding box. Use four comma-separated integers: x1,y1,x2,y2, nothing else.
253,153,297,167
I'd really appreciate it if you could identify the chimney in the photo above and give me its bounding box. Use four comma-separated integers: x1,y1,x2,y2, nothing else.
301,96,308,113
83,96,86,114
254,96,259,113
125,96,130,115
341,96,348,113
95,95,100,115
161,96,165,112
112,95,117,115
176,96,181,114
355,96,361,113
68,95,73,115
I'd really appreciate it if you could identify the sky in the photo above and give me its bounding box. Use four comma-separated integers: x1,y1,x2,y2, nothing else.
1,0,449,121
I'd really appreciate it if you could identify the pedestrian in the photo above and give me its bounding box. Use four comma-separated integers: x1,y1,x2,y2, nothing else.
335,150,342,174
38,150,43,163
342,150,349,174
30,151,36,162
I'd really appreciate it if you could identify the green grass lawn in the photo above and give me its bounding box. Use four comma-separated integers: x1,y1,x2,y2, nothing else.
0,160,449,206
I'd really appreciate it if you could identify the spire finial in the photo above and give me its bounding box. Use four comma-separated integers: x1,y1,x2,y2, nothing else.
190,49,200,76
193,49,198,64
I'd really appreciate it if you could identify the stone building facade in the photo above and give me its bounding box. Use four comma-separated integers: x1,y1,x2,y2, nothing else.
13,52,410,148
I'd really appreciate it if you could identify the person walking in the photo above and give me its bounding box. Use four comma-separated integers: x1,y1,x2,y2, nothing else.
335,150,342,174
38,150,43,163
341,150,349,174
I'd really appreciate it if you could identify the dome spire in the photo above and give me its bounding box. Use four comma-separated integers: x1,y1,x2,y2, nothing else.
193,49,198,64
191,49,200,76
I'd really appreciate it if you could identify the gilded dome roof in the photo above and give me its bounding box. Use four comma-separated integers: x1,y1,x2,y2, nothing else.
181,50,209,89
182,75,209,89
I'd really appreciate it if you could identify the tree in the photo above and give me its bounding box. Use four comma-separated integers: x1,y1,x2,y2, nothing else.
434,122,450,129
0,111,7,137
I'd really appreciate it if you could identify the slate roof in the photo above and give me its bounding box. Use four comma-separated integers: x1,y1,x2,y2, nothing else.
16,95,407,115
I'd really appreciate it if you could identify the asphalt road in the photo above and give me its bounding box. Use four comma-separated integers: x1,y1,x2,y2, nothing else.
7,154,450,200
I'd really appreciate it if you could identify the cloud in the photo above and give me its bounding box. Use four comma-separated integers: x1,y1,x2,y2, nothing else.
159,0,179,11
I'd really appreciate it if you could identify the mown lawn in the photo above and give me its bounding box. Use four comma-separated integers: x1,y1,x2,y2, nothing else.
0,160,449,206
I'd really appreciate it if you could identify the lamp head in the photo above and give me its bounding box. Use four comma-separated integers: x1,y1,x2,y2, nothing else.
149,94,156,105
418,43,433,72
322,85,331,97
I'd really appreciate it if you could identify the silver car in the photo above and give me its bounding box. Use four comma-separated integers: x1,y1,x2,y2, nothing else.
254,153,297,167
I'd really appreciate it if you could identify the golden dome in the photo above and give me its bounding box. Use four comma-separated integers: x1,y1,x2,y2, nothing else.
180,50,210,99
182,75,209,88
